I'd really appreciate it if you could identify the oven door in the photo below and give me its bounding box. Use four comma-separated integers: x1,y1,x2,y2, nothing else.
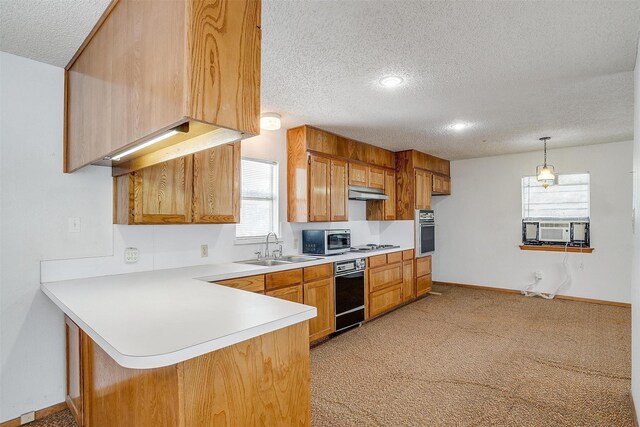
417,223,435,257
327,232,351,253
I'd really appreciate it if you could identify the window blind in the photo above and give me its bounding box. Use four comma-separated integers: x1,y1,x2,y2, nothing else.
522,173,590,220
236,158,278,239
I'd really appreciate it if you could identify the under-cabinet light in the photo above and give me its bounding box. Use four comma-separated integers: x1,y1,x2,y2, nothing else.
109,129,179,161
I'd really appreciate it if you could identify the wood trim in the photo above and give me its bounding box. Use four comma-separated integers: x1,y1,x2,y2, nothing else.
434,281,630,308
519,245,594,253
0,402,68,427
308,150,396,172
215,275,265,293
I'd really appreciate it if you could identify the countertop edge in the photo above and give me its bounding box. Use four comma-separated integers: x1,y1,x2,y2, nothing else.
42,283,317,369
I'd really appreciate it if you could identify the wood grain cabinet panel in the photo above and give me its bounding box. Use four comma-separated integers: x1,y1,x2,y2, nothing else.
402,249,414,260
65,316,83,427
349,163,368,187
193,142,241,223
307,127,337,155
266,269,303,291
267,284,304,304
65,0,261,173
416,256,432,277
417,274,433,297
115,156,193,224
386,251,403,265
304,278,335,342
369,263,403,293
415,169,432,210
308,155,331,222
383,170,396,220
402,260,415,302
432,174,444,194
215,275,265,293
368,254,388,269
303,264,333,282
369,284,403,318
330,159,348,221
443,177,451,194
368,166,385,190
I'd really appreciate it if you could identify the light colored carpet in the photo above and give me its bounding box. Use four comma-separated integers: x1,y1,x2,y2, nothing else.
310,284,632,426
28,284,632,426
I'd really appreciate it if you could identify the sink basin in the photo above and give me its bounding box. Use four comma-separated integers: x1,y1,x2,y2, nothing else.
278,255,322,263
238,259,293,266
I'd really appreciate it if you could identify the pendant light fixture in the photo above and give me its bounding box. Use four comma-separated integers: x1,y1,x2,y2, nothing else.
536,136,556,188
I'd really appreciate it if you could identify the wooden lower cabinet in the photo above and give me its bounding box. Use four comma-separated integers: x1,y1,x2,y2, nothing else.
402,260,414,302
266,269,303,291
369,263,403,293
267,284,304,303
304,278,335,342
417,274,433,297
215,275,265,293
416,255,433,297
369,284,403,318
65,316,83,426
73,322,310,427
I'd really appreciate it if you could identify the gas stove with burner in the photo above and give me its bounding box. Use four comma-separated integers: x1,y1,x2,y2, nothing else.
349,244,401,253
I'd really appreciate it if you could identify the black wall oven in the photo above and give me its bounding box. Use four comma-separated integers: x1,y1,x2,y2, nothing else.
334,258,366,332
416,209,435,257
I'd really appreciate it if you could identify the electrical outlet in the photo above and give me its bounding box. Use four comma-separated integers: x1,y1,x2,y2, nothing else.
68,217,81,233
534,271,543,280
124,247,139,264
20,411,35,424
200,244,208,257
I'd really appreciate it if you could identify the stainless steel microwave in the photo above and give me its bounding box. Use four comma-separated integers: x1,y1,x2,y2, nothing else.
302,229,351,255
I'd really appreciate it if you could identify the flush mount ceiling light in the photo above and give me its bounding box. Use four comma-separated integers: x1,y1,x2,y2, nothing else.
536,136,556,189
379,75,404,88
260,113,281,131
450,122,469,131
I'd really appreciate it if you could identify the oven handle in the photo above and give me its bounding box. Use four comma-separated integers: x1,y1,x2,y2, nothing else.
334,270,365,279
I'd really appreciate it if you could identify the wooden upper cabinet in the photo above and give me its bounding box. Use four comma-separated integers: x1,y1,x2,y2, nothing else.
115,156,193,224
383,170,396,220
349,163,368,187
304,278,335,342
308,155,331,222
330,159,348,221
368,166,385,190
307,127,338,155
432,174,451,195
65,0,261,173
414,169,432,210
193,142,241,223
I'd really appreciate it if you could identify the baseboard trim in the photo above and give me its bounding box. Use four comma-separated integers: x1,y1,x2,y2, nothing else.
632,391,639,427
434,281,631,308
0,402,67,427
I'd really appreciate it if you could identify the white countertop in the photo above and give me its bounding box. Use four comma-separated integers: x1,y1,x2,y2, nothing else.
41,246,412,369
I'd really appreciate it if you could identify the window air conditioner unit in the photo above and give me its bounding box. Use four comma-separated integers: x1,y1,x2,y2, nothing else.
538,222,571,243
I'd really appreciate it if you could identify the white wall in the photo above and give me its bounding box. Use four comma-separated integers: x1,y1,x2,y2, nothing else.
631,42,640,420
0,53,113,421
433,140,633,303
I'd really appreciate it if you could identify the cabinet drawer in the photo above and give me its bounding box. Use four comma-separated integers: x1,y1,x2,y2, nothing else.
386,251,402,264
369,263,403,293
417,274,432,297
369,284,402,317
216,275,265,293
303,263,333,282
266,284,304,304
266,269,303,290
416,256,432,277
402,249,414,260
368,254,387,269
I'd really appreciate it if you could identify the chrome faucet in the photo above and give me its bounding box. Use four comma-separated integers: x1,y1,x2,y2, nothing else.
264,232,282,259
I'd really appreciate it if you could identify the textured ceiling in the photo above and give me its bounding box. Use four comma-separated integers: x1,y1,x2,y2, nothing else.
1,0,638,160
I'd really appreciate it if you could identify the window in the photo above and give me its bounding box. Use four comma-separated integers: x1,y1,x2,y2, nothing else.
236,158,279,241
522,173,590,220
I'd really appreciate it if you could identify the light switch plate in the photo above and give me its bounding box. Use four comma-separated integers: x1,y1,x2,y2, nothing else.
68,217,81,233
200,244,208,257
124,247,139,264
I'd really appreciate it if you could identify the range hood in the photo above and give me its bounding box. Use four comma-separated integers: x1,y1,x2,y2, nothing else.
348,186,389,201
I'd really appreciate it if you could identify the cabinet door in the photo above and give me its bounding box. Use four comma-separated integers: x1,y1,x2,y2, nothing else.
383,170,396,220
402,260,414,302
416,256,432,277
443,177,451,194
349,163,368,187
368,166,385,190
308,155,331,222
65,316,83,426
267,284,304,304
369,263,403,293
130,156,193,224
432,175,444,194
369,284,402,317
415,169,432,210
417,274,433,297
330,159,348,221
193,142,240,223
304,278,335,342
307,127,337,155
266,269,303,291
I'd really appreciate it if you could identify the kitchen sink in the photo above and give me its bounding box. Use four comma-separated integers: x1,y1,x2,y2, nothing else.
278,255,322,263
235,255,322,267
238,259,293,266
